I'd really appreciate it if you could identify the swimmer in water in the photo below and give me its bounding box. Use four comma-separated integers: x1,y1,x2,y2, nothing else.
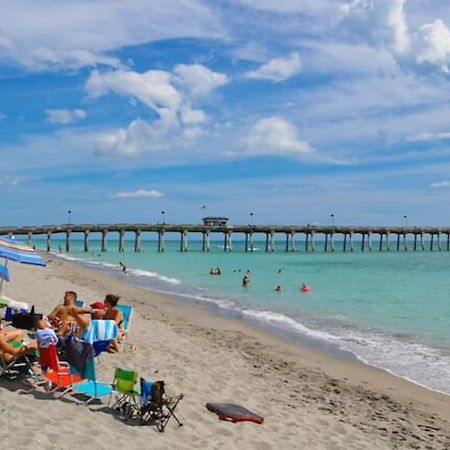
300,282,312,294
275,285,283,292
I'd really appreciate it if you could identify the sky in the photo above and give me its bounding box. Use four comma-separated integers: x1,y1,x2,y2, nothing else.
2,0,450,227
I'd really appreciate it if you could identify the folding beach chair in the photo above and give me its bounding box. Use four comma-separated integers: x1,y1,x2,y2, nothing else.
0,340,36,380
109,367,140,421
138,379,183,432
71,358,113,405
116,304,133,350
37,342,83,396
64,334,112,405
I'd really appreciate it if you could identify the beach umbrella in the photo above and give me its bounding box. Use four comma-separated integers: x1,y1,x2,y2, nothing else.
0,237,46,266
0,237,46,295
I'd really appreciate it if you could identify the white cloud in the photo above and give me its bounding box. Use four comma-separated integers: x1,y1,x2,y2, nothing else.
235,0,336,14
0,0,225,70
339,0,410,55
338,1,450,75
114,189,164,198
86,69,182,124
246,117,314,155
46,109,87,125
245,52,302,82
415,19,450,73
173,64,229,98
430,181,450,189
87,64,229,156
180,106,208,125
408,131,450,142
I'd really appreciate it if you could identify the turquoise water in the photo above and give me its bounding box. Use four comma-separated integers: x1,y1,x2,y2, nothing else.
36,237,450,394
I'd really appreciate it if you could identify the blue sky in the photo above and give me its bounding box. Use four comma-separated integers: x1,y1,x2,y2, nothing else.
2,0,450,227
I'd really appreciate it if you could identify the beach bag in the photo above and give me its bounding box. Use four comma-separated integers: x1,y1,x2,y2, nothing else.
12,305,42,330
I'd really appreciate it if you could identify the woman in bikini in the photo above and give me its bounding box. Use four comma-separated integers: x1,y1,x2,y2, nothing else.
67,294,124,352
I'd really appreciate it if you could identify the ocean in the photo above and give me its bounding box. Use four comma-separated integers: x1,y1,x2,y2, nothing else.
35,236,450,395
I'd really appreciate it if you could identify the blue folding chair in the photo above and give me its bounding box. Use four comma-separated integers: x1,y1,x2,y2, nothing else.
72,358,113,405
64,335,113,405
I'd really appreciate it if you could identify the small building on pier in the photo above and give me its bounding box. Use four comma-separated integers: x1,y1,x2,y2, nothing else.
202,217,229,226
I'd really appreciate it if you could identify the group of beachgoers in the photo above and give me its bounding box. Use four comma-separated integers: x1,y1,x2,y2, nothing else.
0,290,125,365
209,267,312,293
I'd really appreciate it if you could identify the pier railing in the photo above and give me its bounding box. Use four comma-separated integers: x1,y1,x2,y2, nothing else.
1,224,449,253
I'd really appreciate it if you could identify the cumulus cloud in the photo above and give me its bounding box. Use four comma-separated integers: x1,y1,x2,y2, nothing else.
245,52,302,82
86,64,228,156
430,181,450,189
173,64,229,98
114,189,163,198
86,69,182,124
46,108,87,125
246,117,314,155
415,19,450,73
339,0,450,75
339,0,410,55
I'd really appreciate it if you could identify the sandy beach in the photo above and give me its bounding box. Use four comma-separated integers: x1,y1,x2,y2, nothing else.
0,258,449,449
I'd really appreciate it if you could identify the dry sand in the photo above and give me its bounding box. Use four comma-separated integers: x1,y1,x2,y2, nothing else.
0,258,449,449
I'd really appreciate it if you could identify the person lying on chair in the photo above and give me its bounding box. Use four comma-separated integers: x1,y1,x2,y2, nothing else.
0,319,25,343
0,335,37,364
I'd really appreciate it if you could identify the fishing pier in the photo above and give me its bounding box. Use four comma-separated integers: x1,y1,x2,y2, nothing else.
1,224,450,253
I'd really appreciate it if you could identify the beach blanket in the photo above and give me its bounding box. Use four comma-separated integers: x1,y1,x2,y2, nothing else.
206,403,264,424
81,319,118,343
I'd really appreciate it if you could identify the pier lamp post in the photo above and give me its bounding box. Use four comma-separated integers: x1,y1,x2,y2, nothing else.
403,215,408,226
161,210,165,224
330,213,335,226
67,210,72,225
249,212,254,226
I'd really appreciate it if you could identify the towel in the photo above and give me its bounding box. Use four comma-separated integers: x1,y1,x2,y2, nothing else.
35,328,58,348
81,319,118,343
140,378,153,405
63,336,95,377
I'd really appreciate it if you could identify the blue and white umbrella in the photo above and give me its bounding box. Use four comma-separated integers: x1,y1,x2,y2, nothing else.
0,237,46,296
0,237,46,266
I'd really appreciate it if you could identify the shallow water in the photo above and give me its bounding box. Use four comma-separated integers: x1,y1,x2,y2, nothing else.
36,237,450,395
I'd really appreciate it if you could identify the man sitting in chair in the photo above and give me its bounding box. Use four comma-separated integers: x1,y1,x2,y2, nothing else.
48,291,84,335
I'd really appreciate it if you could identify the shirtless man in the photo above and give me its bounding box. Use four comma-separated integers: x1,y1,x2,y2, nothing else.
47,291,81,335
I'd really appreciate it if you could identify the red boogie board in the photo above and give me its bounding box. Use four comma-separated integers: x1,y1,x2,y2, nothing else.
206,403,264,424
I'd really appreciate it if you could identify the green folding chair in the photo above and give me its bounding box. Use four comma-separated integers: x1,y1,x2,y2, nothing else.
109,367,140,421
